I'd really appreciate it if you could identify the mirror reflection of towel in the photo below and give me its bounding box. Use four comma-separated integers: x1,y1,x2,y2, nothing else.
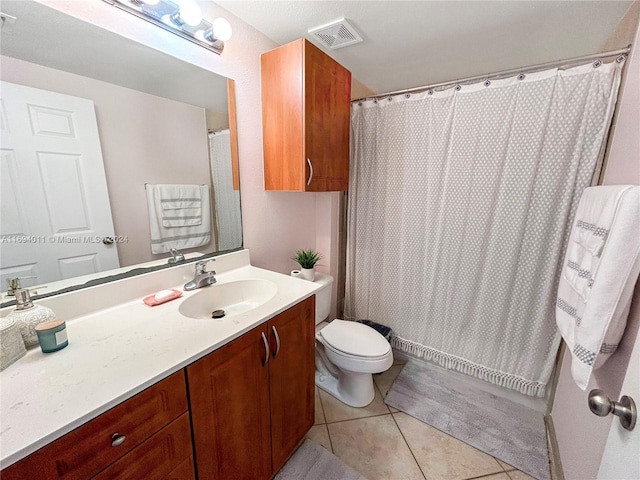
145,184,212,254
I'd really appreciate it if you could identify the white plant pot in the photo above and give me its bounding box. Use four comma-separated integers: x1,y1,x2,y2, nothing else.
300,268,315,282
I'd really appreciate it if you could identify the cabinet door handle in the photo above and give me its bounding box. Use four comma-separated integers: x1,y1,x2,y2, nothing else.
261,332,269,366
272,326,281,358
306,158,314,186
111,433,126,447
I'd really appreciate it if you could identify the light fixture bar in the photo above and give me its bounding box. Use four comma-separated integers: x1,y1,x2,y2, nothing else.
102,0,226,55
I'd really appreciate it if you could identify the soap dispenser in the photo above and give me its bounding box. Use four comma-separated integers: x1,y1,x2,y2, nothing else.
7,288,56,348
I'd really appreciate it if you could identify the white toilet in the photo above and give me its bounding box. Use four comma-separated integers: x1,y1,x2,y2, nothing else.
313,274,393,407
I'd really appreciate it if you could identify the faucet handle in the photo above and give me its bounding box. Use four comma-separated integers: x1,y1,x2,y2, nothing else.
195,259,215,274
168,248,185,264
6,276,37,296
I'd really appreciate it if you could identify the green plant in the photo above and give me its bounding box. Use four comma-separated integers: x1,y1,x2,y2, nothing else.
292,249,322,269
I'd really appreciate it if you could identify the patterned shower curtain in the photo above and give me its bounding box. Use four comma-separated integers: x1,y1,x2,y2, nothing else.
345,61,623,396
209,131,242,251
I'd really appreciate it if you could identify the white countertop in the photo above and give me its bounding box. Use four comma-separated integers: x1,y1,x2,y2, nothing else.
0,250,321,468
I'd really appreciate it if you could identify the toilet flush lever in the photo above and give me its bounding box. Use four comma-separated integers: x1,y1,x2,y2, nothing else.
588,389,636,431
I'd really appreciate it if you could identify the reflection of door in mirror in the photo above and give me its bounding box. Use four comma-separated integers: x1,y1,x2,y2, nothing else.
0,81,119,287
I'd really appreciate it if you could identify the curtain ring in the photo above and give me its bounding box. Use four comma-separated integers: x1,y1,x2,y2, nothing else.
358,101,363,106
373,99,378,104
593,60,602,68
455,85,461,91
616,55,626,63
387,96,393,102
405,93,411,98
428,90,434,95
484,80,491,87
517,74,526,81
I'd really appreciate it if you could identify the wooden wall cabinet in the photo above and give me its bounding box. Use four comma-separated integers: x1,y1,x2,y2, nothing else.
187,296,316,480
2,372,194,480
261,39,352,191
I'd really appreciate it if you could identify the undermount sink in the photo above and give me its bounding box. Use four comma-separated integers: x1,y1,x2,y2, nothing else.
178,279,278,319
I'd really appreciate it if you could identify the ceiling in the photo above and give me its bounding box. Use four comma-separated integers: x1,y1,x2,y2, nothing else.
217,0,633,95
0,0,228,112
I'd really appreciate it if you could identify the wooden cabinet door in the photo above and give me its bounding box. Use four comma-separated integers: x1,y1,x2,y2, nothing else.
268,296,316,472
262,39,351,192
187,325,272,480
261,39,305,191
304,41,351,192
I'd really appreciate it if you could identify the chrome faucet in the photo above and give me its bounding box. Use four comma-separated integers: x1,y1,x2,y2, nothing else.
184,260,216,291
168,248,185,264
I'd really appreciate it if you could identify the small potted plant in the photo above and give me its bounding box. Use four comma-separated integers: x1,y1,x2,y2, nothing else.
292,249,322,281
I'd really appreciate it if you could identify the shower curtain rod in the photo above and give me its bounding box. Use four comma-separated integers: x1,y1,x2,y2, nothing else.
352,44,631,102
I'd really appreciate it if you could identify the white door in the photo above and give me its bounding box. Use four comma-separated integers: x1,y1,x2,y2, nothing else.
597,330,640,479
0,81,119,287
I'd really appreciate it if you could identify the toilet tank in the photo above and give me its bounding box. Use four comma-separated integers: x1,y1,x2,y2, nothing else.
313,273,334,325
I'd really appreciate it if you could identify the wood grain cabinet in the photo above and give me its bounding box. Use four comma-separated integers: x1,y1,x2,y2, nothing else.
187,296,316,480
1,371,194,480
261,39,352,191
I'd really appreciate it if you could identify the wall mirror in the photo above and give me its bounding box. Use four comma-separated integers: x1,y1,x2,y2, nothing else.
0,0,242,305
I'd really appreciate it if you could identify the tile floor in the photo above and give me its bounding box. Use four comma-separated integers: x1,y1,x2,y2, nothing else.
306,359,538,480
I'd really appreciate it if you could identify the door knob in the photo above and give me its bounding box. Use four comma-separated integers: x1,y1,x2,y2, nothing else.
588,389,636,431
102,237,114,245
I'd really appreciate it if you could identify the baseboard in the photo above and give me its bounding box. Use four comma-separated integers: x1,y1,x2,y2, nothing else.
545,414,565,480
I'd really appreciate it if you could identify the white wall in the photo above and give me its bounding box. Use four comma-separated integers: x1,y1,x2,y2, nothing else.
1,55,213,267
35,0,324,278
551,11,640,479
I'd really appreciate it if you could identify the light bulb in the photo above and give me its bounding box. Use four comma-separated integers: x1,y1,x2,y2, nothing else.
212,17,232,41
178,0,202,27
204,17,232,42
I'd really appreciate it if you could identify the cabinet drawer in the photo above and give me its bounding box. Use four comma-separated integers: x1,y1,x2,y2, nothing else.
2,371,188,480
93,413,193,480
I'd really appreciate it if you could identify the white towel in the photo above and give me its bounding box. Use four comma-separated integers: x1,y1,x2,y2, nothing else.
556,185,640,390
146,184,212,254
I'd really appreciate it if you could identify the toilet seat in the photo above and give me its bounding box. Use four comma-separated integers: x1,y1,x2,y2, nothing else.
318,319,391,359
320,339,391,362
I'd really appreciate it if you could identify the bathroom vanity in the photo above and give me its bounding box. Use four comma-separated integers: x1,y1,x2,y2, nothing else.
0,250,319,480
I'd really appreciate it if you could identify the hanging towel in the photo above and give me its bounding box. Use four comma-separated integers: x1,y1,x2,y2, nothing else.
146,184,212,254
556,185,640,390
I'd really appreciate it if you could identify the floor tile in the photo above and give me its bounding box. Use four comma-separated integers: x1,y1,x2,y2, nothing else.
305,424,332,452
319,385,389,423
476,474,511,480
506,471,537,480
497,459,516,471
314,386,325,425
328,415,425,480
393,412,503,480
374,364,405,397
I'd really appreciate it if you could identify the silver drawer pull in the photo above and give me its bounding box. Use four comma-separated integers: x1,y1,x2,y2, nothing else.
306,158,314,186
261,332,269,366
272,326,281,358
111,433,126,447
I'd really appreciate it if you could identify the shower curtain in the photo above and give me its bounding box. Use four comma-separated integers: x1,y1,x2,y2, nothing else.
346,61,623,396
209,130,242,251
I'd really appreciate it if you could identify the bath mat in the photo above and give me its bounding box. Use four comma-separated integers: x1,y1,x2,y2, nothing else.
274,439,368,480
385,360,550,480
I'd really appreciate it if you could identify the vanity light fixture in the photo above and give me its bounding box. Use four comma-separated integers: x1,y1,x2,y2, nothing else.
103,0,231,55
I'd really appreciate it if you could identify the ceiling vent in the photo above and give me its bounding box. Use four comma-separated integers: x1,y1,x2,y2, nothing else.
308,18,363,50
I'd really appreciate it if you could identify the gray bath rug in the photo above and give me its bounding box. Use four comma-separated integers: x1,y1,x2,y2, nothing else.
275,439,368,480
385,360,550,480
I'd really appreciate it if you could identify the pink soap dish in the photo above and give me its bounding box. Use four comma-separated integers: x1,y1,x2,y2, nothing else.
143,289,183,306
